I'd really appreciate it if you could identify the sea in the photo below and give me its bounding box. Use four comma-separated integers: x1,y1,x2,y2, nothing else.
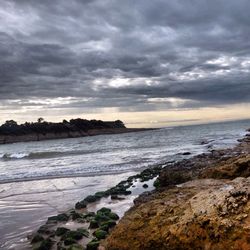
0,119,250,249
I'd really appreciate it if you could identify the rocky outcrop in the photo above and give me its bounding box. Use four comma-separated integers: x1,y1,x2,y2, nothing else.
101,132,250,250
102,178,250,250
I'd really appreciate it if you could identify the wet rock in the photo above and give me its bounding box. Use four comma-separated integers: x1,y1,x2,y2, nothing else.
47,215,58,222
37,225,53,235
108,212,119,220
31,234,44,244
122,190,132,195
83,212,96,222
93,229,108,239
84,195,98,203
153,179,160,188
99,224,109,232
89,220,99,229
86,239,100,250
62,230,84,241
97,207,111,215
182,152,191,155
84,211,95,217
76,228,89,237
35,238,54,250
64,238,77,246
94,191,106,198
68,244,84,250
70,211,83,220
142,184,148,188
110,194,125,200
94,213,110,224
100,220,116,229
48,213,69,222
55,227,70,236
75,200,87,209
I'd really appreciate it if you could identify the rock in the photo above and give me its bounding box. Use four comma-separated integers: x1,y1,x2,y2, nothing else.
94,191,106,198
93,229,108,239
31,234,44,244
86,239,100,250
94,214,110,225
153,179,160,188
123,190,132,195
102,178,250,250
100,220,116,229
97,207,111,215
110,194,125,200
182,152,191,155
48,213,69,222
47,215,58,221
63,230,84,241
68,244,84,250
55,227,70,236
158,169,192,187
75,200,87,209
58,213,69,221
142,184,148,188
83,212,95,218
37,225,53,235
89,220,99,229
84,195,98,203
71,211,83,220
76,228,89,237
201,155,250,179
99,224,110,232
64,238,77,246
108,212,120,220
35,238,54,250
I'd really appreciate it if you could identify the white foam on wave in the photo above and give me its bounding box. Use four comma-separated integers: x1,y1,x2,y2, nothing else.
1,153,29,159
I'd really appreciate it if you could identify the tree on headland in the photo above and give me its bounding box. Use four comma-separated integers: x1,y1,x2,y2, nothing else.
2,120,18,128
37,117,44,123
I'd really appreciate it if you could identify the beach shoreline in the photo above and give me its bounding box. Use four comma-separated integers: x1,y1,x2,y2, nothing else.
102,131,250,250
28,130,250,250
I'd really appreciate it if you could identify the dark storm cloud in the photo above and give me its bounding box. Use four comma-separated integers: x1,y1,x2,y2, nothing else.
0,0,250,112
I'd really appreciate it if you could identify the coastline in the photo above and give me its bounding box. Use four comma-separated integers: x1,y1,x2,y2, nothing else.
102,131,250,250
0,128,153,145
28,129,250,250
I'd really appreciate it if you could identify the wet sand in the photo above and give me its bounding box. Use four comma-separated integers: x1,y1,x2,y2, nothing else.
0,172,137,249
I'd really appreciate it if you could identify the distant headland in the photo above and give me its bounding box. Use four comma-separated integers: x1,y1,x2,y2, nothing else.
0,118,150,144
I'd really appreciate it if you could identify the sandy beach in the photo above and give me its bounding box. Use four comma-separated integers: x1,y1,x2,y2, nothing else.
0,172,136,249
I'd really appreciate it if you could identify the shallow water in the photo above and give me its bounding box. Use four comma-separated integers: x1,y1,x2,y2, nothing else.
0,172,136,249
0,119,250,249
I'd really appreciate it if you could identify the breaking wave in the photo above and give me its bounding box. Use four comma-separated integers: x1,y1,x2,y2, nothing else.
0,149,104,160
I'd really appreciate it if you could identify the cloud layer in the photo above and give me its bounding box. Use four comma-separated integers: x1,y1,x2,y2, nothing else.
0,0,250,122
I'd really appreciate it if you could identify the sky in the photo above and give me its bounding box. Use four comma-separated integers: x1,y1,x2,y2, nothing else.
0,0,250,128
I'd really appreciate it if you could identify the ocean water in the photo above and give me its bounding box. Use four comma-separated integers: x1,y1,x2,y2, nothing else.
1,119,249,184
0,119,250,249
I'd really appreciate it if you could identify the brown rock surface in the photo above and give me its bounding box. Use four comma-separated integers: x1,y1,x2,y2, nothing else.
102,178,250,250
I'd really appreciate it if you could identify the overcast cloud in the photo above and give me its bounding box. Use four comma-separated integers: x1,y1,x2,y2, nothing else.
0,0,250,123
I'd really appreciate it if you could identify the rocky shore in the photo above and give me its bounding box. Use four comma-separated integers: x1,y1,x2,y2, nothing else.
102,131,250,250
29,130,250,250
